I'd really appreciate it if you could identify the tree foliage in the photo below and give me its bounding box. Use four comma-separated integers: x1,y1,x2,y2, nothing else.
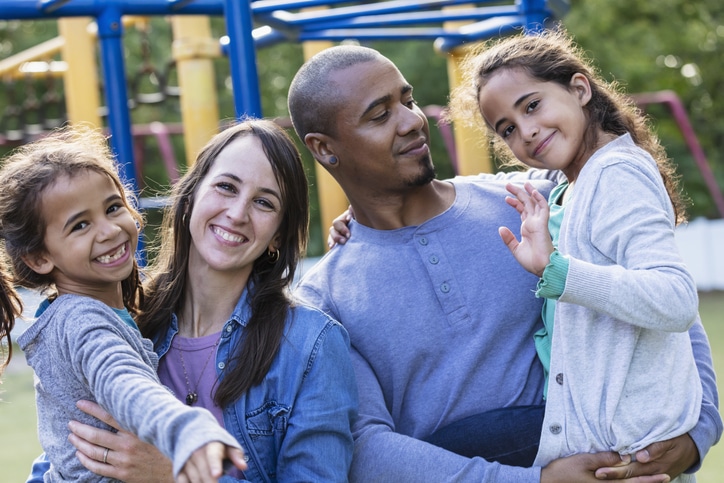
1,0,722,232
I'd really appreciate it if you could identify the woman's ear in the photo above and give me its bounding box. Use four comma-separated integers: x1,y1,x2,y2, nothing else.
21,252,54,275
304,133,339,170
570,73,593,106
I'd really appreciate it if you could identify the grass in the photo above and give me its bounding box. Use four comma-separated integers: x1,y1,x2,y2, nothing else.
2,292,723,482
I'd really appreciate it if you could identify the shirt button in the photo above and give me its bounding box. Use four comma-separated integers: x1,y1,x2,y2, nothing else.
419,237,428,246
218,362,225,370
440,282,450,293
556,373,564,385
429,255,439,264
549,423,562,434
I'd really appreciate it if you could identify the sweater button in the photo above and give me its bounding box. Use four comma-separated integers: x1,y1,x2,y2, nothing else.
440,282,450,293
429,255,439,264
549,423,562,434
419,237,428,246
556,373,564,385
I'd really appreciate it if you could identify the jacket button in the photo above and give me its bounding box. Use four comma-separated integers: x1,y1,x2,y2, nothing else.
556,373,564,385
549,423,562,434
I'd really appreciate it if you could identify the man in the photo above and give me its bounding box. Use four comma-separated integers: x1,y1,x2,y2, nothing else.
288,44,721,482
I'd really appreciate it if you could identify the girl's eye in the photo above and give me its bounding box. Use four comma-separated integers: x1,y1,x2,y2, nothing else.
502,125,515,139
71,221,89,232
526,100,540,113
106,203,123,214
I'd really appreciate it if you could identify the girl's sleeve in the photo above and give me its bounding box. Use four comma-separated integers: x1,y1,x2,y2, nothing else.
63,303,241,477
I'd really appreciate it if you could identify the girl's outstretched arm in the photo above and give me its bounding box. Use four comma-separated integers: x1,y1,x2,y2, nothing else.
498,182,555,277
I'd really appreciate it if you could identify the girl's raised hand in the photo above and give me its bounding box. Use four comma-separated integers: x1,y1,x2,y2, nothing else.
498,182,555,277
327,207,354,248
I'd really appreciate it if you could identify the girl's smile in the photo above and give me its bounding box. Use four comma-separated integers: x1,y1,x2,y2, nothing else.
478,68,594,181
29,170,139,308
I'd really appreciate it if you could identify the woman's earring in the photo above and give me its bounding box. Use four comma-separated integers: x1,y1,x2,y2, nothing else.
329,155,338,165
182,213,187,226
267,248,280,263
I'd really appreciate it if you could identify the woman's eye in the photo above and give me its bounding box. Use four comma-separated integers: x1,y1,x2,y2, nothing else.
502,125,515,138
217,182,236,193
256,198,275,210
527,100,539,113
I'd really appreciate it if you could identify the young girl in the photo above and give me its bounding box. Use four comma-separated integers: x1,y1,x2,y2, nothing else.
452,28,703,478
1,125,246,482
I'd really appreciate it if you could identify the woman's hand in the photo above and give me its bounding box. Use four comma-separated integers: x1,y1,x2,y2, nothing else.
498,182,555,277
68,400,174,483
327,207,354,248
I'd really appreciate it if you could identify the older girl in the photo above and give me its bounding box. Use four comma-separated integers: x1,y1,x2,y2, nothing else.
454,28,705,480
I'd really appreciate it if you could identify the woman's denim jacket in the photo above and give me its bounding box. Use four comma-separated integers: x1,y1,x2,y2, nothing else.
26,289,357,483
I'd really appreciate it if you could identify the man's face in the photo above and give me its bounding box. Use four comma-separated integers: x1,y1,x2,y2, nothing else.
326,57,435,193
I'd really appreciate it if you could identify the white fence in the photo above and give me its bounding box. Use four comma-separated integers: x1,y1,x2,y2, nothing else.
676,218,724,291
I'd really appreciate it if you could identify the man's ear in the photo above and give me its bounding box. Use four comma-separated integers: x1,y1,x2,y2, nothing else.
304,133,339,170
21,252,54,275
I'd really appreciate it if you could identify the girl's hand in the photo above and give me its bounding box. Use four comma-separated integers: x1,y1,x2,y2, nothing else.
177,442,247,483
498,182,555,277
327,207,354,248
68,400,173,483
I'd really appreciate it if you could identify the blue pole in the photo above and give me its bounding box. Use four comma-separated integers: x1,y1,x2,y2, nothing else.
224,0,262,118
96,4,146,260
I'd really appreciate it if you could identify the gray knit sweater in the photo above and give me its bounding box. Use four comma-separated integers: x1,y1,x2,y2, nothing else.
18,294,240,482
534,135,702,482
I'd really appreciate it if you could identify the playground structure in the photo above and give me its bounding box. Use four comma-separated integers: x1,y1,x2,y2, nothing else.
0,0,722,253
0,0,567,232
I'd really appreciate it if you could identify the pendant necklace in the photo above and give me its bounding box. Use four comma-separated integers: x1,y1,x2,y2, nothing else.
178,336,221,406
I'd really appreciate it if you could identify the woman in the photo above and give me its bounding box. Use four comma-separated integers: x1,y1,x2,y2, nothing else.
28,118,358,482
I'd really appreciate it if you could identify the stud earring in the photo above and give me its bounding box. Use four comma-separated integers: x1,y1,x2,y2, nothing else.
329,155,338,165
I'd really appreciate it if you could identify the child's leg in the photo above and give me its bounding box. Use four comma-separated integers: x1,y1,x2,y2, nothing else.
423,405,544,467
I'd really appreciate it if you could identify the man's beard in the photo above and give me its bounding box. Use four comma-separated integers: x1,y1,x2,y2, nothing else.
406,154,436,187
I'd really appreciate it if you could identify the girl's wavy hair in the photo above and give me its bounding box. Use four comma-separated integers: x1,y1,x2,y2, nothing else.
138,118,310,407
0,125,144,370
447,26,687,224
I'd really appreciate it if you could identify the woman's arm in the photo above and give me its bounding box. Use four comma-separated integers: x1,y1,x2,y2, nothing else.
68,400,174,483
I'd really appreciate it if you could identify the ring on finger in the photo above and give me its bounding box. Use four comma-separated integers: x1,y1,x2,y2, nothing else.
102,447,110,465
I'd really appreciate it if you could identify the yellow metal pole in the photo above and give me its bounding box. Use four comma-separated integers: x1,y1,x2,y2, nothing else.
446,45,491,175
58,18,103,127
171,16,220,166
302,40,349,250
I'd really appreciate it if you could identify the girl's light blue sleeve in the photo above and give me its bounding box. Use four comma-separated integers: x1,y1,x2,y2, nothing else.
26,453,50,483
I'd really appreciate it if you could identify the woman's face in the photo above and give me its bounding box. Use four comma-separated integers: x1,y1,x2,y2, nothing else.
187,135,283,280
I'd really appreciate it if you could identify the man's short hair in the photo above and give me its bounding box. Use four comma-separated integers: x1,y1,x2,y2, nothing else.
288,45,384,141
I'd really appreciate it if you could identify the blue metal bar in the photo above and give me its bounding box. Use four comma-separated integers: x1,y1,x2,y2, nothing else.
268,6,517,31
96,5,137,191
94,2,146,259
224,0,263,118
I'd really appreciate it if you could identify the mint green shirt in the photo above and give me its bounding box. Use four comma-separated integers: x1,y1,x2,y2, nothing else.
534,181,569,398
